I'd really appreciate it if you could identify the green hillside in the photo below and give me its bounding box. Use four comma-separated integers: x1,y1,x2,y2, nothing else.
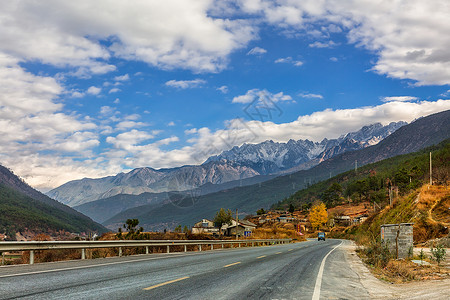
274,139,449,210
0,184,107,238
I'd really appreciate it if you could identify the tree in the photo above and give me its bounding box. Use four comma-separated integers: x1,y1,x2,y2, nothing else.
322,182,343,206
309,201,328,230
213,208,233,232
122,219,142,238
124,219,140,234
256,208,266,215
174,225,182,233
288,203,295,213
183,225,189,234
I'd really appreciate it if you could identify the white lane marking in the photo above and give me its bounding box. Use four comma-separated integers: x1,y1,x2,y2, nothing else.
0,252,205,279
312,241,343,300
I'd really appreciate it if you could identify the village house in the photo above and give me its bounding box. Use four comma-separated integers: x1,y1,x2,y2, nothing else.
221,219,257,237
191,219,219,234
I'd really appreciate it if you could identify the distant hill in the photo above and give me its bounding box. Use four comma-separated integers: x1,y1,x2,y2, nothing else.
0,165,107,238
102,110,450,231
49,122,405,207
74,174,276,223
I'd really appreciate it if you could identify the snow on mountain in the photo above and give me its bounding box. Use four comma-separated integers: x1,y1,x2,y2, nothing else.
206,121,406,174
47,121,406,207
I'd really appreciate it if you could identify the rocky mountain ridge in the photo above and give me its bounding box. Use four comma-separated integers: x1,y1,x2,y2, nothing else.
47,121,406,207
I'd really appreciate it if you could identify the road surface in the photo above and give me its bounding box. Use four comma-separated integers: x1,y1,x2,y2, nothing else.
0,239,370,299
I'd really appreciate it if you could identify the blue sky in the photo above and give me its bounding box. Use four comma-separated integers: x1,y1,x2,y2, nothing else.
0,0,449,191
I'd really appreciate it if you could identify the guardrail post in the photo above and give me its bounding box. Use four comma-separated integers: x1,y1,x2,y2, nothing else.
221,244,224,249
81,248,86,260
199,245,202,252
119,247,122,257
29,250,34,265
252,242,254,247
211,244,213,250
166,245,169,253
184,245,187,252
2,252,5,265
146,246,149,254
238,242,241,248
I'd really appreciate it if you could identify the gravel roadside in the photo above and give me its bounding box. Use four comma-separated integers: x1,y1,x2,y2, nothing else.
342,240,450,299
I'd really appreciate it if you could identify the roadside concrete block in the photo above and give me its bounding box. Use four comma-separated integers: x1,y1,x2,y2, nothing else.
381,223,413,259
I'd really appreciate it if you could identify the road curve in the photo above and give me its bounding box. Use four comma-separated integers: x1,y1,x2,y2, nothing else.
0,239,369,299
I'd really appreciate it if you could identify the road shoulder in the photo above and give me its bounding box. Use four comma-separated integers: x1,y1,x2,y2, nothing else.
342,240,450,299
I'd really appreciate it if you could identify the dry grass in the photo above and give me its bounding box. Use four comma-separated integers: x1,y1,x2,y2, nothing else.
416,185,449,213
374,260,448,283
251,223,306,241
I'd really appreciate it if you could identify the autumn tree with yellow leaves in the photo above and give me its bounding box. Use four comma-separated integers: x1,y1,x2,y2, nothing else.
309,201,328,229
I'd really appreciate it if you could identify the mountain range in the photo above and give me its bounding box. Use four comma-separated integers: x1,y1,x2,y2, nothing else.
100,109,450,231
48,121,406,207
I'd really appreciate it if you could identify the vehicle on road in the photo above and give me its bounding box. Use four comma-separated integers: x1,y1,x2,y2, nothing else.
318,232,325,241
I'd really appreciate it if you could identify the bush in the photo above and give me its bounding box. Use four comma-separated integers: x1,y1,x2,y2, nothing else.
430,244,446,266
361,239,392,268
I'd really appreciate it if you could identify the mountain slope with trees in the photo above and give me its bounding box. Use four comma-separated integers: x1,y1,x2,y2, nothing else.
0,165,107,238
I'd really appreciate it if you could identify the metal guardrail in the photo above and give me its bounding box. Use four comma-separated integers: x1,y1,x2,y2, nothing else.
0,239,291,265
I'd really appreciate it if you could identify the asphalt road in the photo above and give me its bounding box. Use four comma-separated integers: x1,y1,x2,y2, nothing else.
0,239,370,299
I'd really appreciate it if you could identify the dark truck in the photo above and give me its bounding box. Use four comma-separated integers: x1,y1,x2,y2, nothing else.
317,232,325,241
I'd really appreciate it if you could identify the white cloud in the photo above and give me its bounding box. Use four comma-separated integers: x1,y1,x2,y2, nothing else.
330,57,338,62
114,74,129,81
165,79,206,89
106,130,155,150
232,89,292,104
0,56,99,190
87,86,102,95
237,0,450,86
309,41,338,48
113,98,120,104
70,91,85,98
247,47,267,55
109,88,121,94
0,1,257,74
101,100,450,170
299,93,324,99
99,106,116,116
382,96,418,102
440,90,450,97
168,121,176,126
274,57,303,66
217,85,229,94
115,121,148,131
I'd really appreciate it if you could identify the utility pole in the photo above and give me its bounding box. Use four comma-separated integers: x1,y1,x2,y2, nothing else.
236,209,238,240
429,152,432,185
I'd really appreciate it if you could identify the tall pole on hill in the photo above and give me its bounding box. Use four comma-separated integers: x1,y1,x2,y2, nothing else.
429,152,432,185
236,209,238,240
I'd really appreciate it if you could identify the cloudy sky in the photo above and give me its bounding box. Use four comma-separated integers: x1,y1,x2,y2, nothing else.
1,0,449,191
